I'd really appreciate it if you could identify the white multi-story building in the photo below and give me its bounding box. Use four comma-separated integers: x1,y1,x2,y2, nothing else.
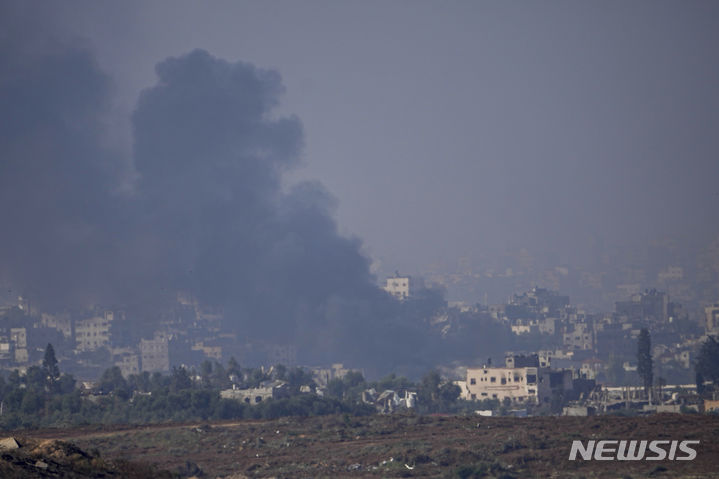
384,274,413,300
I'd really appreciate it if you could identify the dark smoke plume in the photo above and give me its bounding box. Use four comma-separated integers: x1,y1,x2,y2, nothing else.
0,22,428,370
0,6,129,310
130,50,398,362
0,5,510,373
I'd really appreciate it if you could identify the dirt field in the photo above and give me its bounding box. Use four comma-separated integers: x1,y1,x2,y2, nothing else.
21,413,719,478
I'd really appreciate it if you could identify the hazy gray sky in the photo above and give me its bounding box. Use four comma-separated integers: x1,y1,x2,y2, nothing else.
21,1,719,272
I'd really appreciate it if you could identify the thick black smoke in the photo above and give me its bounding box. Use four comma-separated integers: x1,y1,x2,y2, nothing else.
129,50,397,361
0,10,438,370
0,6,130,309
0,6,511,373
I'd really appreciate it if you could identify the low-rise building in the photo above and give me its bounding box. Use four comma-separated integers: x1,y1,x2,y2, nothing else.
704,399,719,414
362,388,417,413
312,363,352,388
220,380,289,404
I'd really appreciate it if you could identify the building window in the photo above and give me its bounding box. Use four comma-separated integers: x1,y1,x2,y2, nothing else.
501,378,507,385
470,378,476,385
471,394,476,400
490,377,496,383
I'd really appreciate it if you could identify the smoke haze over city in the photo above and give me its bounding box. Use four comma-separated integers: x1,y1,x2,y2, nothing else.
1,2,719,371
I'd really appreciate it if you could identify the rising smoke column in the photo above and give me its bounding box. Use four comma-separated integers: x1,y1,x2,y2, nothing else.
0,31,412,367
0,5,132,310
0,1,447,371
131,50,394,359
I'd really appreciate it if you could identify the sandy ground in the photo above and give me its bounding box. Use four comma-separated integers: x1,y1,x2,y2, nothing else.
20,413,719,478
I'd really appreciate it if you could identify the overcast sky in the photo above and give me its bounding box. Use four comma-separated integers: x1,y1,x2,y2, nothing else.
17,1,719,273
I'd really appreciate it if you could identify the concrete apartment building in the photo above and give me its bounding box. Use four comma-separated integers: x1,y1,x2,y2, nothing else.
383,273,413,300
460,354,573,404
75,311,113,352
563,322,595,351
140,335,170,372
461,366,548,403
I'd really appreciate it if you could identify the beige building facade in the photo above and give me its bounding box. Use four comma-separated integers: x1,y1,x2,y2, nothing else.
461,366,548,403
75,312,113,351
461,365,572,404
705,304,719,333
384,275,413,300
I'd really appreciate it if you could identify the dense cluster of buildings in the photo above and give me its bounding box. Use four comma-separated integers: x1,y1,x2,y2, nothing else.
379,272,715,415
0,293,255,379
439,284,719,415
1,268,718,417
474,287,704,385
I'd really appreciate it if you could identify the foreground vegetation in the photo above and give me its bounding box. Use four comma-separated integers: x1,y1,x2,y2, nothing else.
0,344,477,430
